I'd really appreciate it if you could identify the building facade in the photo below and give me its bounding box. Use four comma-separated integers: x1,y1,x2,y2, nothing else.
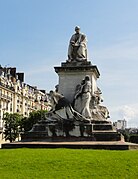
113,119,127,130
0,66,49,133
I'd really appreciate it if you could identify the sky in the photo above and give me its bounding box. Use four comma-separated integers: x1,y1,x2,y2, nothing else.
0,0,138,127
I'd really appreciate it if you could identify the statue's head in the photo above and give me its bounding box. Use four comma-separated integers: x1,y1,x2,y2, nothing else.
81,79,85,85
75,26,80,33
49,90,54,96
85,75,90,81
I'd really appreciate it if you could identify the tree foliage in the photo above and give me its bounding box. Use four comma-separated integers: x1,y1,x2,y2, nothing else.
129,134,138,144
21,110,48,132
3,110,48,142
3,113,23,142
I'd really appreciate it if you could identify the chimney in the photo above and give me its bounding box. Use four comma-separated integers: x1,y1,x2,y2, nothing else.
16,73,24,82
9,68,16,77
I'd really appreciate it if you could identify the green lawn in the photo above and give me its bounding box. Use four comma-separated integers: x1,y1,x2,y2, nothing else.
0,149,137,179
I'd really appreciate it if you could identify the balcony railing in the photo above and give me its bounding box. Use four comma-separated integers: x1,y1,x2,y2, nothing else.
0,93,12,101
0,81,15,91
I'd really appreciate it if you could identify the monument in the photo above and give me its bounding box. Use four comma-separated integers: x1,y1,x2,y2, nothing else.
21,26,122,142
3,26,138,150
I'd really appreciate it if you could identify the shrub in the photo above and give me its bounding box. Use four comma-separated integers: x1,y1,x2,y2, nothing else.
129,134,138,144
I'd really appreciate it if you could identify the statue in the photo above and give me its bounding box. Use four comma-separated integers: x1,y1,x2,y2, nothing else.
81,75,92,118
74,75,92,119
49,90,70,111
67,26,87,62
48,90,88,119
74,79,85,114
47,90,90,137
90,87,103,108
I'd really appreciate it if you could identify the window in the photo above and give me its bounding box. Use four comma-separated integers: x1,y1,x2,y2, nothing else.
6,102,8,110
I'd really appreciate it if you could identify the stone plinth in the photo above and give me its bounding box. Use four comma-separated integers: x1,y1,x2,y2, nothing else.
21,121,121,142
2,140,138,150
54,61,100,103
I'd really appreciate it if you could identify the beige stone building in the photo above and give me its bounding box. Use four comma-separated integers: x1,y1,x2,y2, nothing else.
0,66,49,135
113,119,127,130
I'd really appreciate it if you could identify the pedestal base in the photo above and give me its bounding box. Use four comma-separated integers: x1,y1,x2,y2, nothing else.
2,141,138,150
21,122,122,142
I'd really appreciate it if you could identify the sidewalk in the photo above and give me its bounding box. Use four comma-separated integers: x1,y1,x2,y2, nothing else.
0,140,8,148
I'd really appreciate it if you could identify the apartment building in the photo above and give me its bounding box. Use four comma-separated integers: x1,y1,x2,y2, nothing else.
0,66,49,132
113,119,127,130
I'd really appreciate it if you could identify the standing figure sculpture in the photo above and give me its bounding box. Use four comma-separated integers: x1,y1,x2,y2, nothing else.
74,75,92,119
68,26,87,62
81,75,92,119
74,79,85,114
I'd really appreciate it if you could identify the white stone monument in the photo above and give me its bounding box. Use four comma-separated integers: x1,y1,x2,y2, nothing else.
55,62,100,104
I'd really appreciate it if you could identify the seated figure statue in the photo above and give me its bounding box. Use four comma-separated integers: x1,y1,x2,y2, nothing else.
67,26,87,62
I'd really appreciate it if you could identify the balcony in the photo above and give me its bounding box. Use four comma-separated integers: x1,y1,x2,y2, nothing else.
0,81,15,91
0,93,12,102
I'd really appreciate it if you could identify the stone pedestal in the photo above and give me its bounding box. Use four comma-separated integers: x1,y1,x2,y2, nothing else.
54,61,100,103
21,60,122,144
21,120,122,142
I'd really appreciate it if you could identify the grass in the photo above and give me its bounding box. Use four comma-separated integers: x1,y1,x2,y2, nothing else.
0,149,137,179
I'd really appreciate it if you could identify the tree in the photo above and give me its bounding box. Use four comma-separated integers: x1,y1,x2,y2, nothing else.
118,129,130,142
3,113,23,142
21,110,48,132
129,134,138,144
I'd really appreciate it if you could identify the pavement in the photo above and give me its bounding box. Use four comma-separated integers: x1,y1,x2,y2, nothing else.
0,140,9,148
1,140,138,150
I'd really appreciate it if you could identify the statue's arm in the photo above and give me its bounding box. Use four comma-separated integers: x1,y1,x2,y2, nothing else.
80,35,87,46
69,34,76,45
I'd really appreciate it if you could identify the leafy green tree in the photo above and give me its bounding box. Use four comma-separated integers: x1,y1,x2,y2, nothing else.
129,134,138,144
118,129,130,142
21,110,48,132
3,113,23,142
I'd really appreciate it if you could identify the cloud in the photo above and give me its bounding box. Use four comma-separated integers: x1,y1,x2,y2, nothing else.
110,103,138,128
119,105,138,120
91,33,138,128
